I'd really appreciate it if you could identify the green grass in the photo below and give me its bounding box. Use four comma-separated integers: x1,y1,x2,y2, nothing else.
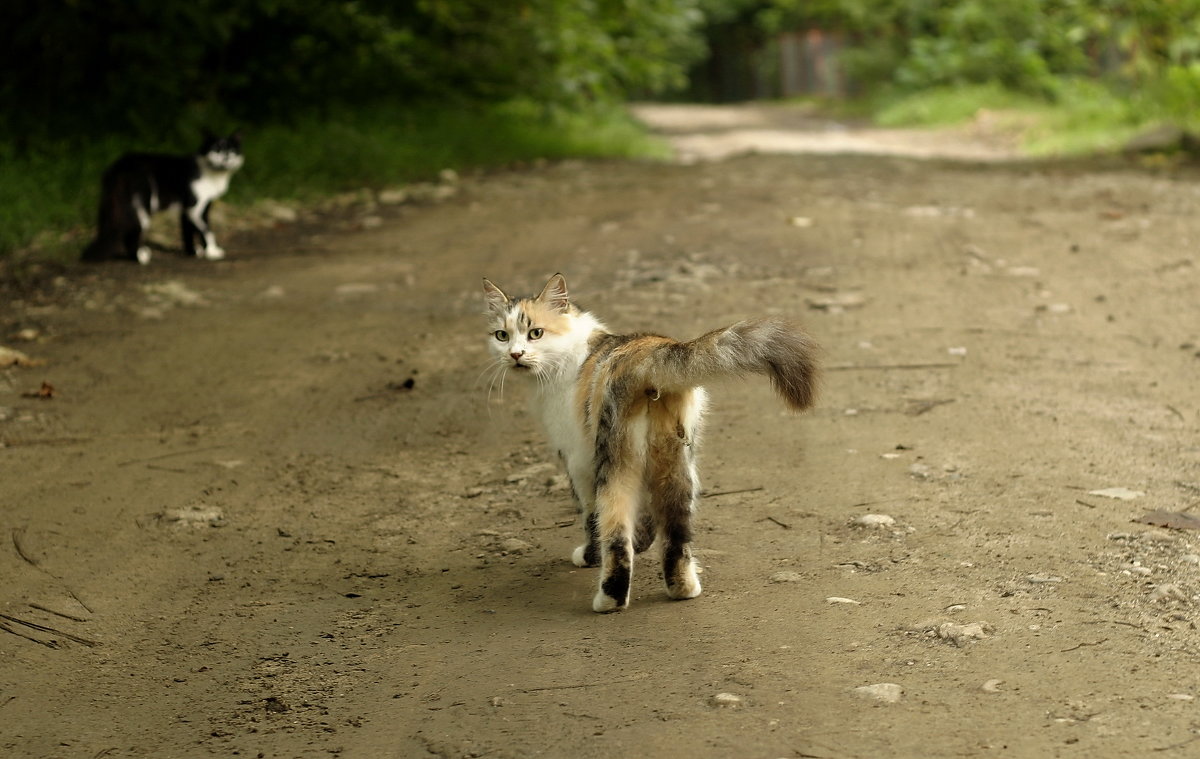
867,79,1171,157
871,82,1045,127
0,100,668,263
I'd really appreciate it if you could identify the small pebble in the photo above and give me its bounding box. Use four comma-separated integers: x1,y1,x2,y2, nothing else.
1025,573,1063,584
1150,583,1188,603
936,621,994,646
1089,487,1144,500
500,538,533,554
769,571,805,584
908,463,933,480
825,597,861,605
981,679,1004,693
853,514,895,529
711,692,744,708
853,683,903,703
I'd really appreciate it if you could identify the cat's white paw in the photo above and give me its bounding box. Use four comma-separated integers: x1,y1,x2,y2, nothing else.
592,590,626,613
666,561,702,600
136,247,152,265
203,245,226,260
571,544,591,567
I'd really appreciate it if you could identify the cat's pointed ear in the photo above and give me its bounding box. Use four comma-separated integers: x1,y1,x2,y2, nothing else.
482,278,509,315
536,273,570,313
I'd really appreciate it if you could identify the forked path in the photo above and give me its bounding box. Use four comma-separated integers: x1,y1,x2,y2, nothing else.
2,112,1199,757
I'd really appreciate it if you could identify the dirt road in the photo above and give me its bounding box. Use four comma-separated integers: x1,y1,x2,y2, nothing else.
3,109,1200,758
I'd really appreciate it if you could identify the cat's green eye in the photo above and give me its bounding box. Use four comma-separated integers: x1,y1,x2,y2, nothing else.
529,328,545,340
494,329,509,342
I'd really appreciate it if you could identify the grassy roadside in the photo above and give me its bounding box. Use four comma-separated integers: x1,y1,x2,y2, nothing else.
0,101,668,266
866,79,1197,157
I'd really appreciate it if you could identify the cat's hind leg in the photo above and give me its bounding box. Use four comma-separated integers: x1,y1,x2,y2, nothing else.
591,481,638,613
570,490,651,566
590,431,643,612
649,397,702,601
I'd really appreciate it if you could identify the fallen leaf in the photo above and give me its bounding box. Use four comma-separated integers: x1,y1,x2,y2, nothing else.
22,381,55,399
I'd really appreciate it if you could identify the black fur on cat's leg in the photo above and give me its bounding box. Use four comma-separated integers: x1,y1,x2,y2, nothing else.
180,208,200,257
122,220,144,263
595,534,633,613
653,443,702,600
572,512,601,567
633,510,656,554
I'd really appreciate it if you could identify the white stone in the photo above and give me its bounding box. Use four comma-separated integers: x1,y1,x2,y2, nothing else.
711,692,744,708
853,683,903,703
853,514,895,528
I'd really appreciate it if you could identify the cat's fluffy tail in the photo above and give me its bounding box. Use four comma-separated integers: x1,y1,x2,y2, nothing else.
643,318,820,411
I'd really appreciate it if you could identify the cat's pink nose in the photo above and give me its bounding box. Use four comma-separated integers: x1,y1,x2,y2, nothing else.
511,351,524,361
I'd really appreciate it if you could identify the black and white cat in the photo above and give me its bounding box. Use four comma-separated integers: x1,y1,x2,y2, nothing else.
82,132,244,264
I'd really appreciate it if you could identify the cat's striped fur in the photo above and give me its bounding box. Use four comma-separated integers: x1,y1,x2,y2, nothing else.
483,273,819,612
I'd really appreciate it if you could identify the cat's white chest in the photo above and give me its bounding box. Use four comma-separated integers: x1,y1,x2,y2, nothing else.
192,171,231,205
534,378,584,456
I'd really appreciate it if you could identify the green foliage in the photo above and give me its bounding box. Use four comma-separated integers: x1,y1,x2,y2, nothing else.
701,0,1200,102
232,100,668,203
870,78,1148,156
1,0,706,142
871,83,1045,127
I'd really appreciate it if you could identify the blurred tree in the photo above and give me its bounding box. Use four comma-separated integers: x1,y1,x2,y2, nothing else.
0,0,705,144
692,0,1200,102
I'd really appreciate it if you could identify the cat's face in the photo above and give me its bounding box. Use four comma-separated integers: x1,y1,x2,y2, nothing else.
200,132,244,172
483,274,576,377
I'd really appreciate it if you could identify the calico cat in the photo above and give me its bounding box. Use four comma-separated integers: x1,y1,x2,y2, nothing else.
82,132,243,264
482,273,820,612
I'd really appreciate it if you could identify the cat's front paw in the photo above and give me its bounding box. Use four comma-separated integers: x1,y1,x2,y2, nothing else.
666,560,702,600
571,544,598,568
202,245,226,261
592,590,627,613
136,246,152,265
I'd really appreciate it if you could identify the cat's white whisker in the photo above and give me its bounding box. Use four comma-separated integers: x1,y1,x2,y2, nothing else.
484,362,508,407
474,357,506,388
